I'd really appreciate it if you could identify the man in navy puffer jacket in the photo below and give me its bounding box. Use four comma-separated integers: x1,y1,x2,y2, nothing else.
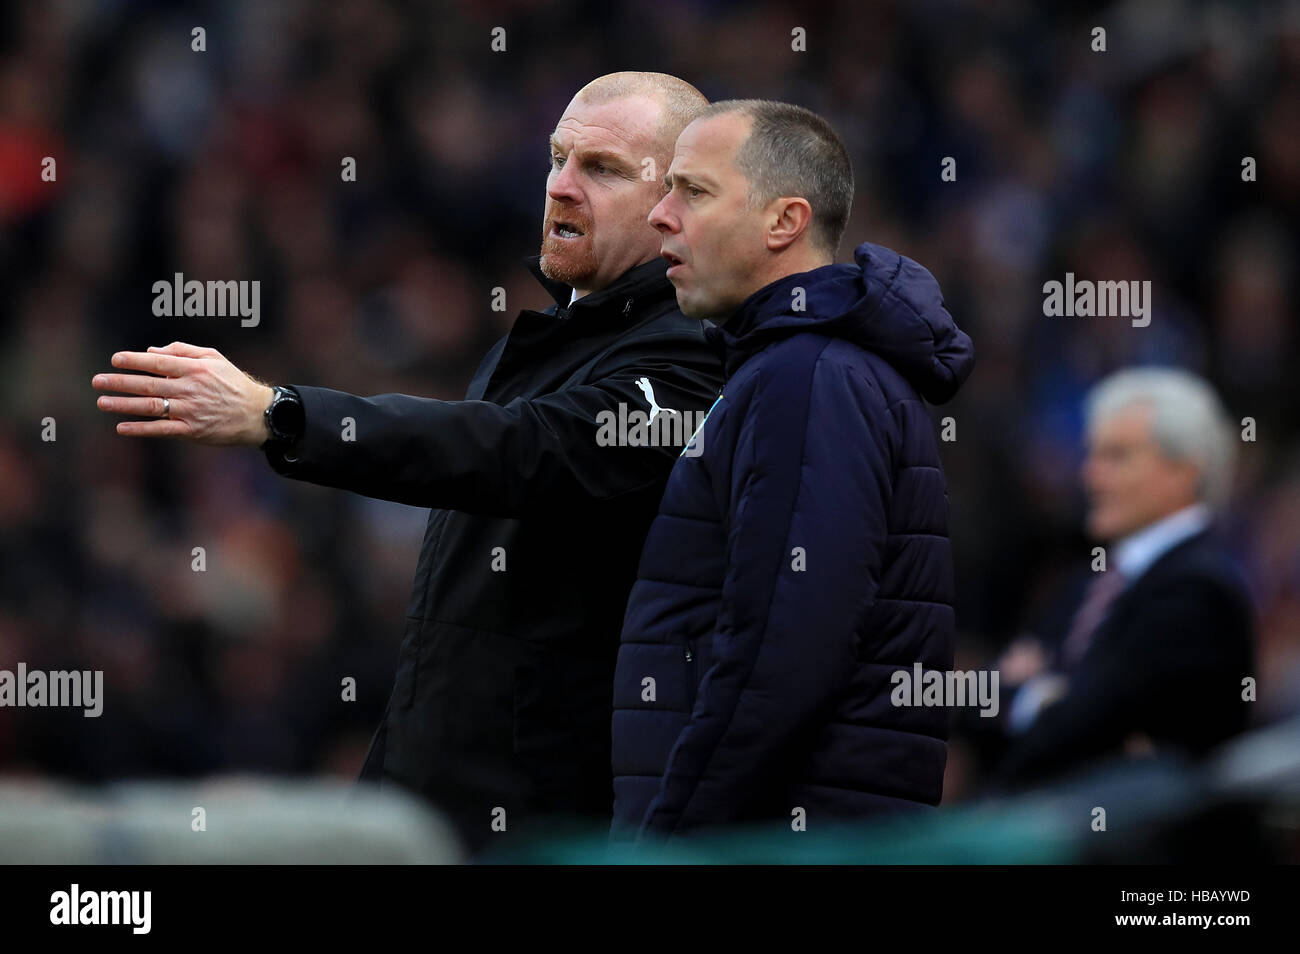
612,100,975,841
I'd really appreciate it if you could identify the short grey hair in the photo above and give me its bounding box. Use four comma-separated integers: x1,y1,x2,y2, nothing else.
697,99,854,258
1084,368,1237,509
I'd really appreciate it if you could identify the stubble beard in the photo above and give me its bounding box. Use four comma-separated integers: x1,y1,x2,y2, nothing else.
539,224,598,289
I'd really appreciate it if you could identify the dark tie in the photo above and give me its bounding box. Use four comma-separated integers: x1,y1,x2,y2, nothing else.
1060,570,1127,668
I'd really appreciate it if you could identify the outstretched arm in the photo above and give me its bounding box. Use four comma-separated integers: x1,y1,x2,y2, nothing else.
93,337,722,517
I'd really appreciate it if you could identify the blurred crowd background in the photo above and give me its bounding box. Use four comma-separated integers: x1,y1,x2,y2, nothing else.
1,0,1297,809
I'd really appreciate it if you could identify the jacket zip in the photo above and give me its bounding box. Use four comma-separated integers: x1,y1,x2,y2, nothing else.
684,643,697,712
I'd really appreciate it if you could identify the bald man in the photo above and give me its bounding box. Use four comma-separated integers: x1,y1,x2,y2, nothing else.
92,73,723,853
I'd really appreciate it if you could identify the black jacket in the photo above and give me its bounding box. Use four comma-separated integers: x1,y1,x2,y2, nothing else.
993,528,1256,786
264,257,724,848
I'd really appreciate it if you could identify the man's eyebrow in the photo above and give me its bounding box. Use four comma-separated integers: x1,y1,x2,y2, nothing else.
578,148,635,171
548,138,635,171
664,169,712,190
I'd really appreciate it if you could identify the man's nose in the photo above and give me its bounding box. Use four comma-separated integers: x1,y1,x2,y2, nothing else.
648,195,677,233
548,161,582,203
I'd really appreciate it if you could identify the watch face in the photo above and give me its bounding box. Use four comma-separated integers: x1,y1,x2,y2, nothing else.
271,392,305,437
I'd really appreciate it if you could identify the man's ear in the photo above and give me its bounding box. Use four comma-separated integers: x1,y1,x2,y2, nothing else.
764,197,814,252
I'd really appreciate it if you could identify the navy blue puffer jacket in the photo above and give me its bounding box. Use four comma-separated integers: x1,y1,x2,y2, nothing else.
611,242,975,839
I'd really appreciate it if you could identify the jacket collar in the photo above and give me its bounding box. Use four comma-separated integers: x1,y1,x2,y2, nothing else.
1113,503,1213,582
525,255,676,322
706,265,846,376
719,264,844,341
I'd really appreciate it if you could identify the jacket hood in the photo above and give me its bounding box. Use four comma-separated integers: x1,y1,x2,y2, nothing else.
710,242,974,404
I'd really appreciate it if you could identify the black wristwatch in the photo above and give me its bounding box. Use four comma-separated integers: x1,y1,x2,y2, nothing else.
263,385,305,448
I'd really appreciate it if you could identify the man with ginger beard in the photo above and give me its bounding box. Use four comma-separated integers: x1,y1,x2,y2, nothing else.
91,72,723,853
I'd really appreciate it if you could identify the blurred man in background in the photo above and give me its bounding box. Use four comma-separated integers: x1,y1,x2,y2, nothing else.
993,368,1255,786
91,72,724,852
612,101,973,839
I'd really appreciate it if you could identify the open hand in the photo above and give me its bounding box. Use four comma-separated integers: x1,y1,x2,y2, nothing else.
92,341,272,446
